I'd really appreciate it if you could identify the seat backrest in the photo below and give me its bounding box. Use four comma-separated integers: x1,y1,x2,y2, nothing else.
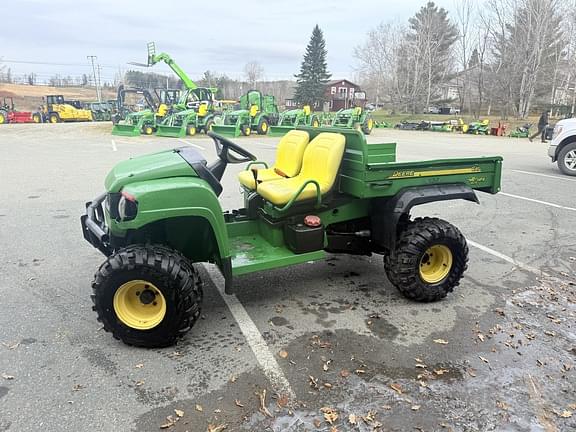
274,130,310,177
298,132,346,189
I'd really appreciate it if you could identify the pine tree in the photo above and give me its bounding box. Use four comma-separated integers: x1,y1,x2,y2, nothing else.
294,25,331,107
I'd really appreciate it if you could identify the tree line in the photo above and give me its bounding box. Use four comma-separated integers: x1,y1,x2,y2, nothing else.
355,0,576,118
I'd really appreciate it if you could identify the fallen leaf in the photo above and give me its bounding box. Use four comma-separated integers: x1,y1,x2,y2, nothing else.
195,404,203,412
355,369,365,375
72,384,84,391
235,399,244,408
411,405,421,411
496,400,509,411
309,375,319,389
467,368,477,377
229,375,237,383
320,407,339,425
479,356,490,364
414,357,424,363
434,369,449,376
544,330,556,337
569,404,576,410
348,413,358,425
433,339,449,345
160,415,176,429
135,363,144,369
382,405,392,410
313,418,322,428
339,369,350,378
477,334,485,342
363,410,376,423
135,380,145,386
494,308,505,316
174,409,184,418
207,424,228,432
276,394,289,408
330,427,339,432
2,373,14,380
323,363,329,372
558,410,572,418
257,389,273,418
390,383,403,394
278,350,288,359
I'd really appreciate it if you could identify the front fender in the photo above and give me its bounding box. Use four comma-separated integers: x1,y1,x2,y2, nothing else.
110,177,229,257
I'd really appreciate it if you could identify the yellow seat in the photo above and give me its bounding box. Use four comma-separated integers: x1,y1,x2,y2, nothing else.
238,130,310,189
257,132,345,206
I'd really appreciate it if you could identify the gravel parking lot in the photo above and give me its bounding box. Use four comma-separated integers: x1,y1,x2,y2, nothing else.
0,123,574,431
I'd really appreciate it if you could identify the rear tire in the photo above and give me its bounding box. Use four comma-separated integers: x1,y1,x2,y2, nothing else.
187,125,197,136
362,116,374,135
91,245,203,348
0,111,7,124
384,217,468,302
143,125,154,135
204,119,214,133
557,142,576,176
32,113,43,123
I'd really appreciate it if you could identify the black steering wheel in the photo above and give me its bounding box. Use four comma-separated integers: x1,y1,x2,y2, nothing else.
207,131,257,164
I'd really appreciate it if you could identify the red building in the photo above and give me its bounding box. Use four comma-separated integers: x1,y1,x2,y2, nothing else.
324,79,366,111
284,79,367,111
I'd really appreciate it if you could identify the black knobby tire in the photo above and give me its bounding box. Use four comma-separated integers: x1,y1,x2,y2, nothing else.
557,142,576,176
49,113,60,123
204,119,214,134
256,117,269,135
241,124,251,136
91,245,203,347
384,217,468,302
362,116,374,135
32,113,43,123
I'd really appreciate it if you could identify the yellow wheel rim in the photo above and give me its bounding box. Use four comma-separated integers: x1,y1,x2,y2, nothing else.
188,126,196,136
33,115,40,123
0,114,5,124
419,245,453,284
144,127,153,135
368,118,374,129
312,120,319,128
244,127,251,136
50,116,58,123
261,122,268,132
113,280,166,330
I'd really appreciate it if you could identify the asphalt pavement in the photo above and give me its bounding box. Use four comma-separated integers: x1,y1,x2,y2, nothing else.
0,123,574,432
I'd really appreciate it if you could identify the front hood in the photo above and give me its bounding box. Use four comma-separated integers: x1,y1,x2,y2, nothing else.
105,148,196,192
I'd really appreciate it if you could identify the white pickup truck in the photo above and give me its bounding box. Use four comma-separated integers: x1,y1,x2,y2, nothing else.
548,118,576,176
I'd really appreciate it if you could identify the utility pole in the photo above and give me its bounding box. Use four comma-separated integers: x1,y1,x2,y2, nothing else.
87,55,101,102
97,64,103,102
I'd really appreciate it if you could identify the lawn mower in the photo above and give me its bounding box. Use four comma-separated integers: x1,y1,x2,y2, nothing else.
0,97,41,124
211,90,279,137
269,105,320,136
428,121,453,132
466,119,490,135
38,95,93,123
81,127,503,347
331,106,374,135
374,120,393,128
509,123,531,138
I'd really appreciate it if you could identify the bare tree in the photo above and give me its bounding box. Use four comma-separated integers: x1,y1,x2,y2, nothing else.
454,0,475,112
243,61,264,89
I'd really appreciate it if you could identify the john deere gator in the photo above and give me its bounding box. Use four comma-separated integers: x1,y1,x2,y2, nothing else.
81,127,502,347
211,90,279,137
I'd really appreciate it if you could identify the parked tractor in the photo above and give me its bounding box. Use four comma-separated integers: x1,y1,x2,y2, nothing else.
88,101,113,122
112,86,169,136
211,90,279,137
82,127,502,347
156,87,221,138
0,97,41,124
269,105,320,136
39,95,93,123
331,106,374,135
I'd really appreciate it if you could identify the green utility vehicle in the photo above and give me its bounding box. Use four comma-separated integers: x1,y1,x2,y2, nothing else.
269,105,320,136
331,106,375,135
211,90,279,137
112,86,163,136
81,128,502,347
156,87,221,138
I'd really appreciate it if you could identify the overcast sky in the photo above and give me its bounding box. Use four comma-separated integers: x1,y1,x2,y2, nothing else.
0,0,455,83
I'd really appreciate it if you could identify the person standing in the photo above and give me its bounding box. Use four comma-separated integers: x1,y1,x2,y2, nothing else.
529,111,549,142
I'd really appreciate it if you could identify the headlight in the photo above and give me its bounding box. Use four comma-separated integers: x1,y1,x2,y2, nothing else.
553,125,563,140
117,191,138,221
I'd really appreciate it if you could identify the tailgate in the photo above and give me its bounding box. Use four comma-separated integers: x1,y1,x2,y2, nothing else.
340,156,503,198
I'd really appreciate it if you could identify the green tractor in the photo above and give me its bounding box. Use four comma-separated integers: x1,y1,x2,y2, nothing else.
112,86,169,137
331,106,375,135
466,119,490,135
156,87,221,138
211,90,279,137
269,105,320,136
81,128,502,347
